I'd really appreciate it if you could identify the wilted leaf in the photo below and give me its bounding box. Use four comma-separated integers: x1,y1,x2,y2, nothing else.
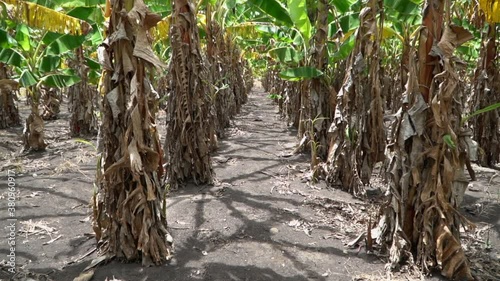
105,87,120,119
128,139,143,177
3,0,92,35
435,222,473,280
133,29,167,69
73,269,94,281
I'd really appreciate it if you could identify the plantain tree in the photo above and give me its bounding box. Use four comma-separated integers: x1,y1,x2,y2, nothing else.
0,0,91,151
206,1,232,135
65,1,106,137
205,0,254,137
164,0,215,186
68,45,99,136
307,0,331,170
92,0,173,265
469,2,499,168
0,63,20,129
377,0,476,279
325,0,385,195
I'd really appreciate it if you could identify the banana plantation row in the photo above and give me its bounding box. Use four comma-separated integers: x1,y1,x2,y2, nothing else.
0,0,253,270
0,0,499,280
262,1,499,280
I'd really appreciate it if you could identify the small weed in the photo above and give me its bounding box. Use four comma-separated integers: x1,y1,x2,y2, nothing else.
74,138,97,151
304,115,329,180
267,93,282,100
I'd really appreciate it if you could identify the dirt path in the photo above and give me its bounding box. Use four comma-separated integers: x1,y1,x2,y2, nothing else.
1,81,498,281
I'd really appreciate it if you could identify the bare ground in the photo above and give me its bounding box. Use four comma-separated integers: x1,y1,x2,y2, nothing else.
0,82,499,281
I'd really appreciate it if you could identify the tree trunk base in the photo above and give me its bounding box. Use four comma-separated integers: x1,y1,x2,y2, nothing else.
23,109,47,152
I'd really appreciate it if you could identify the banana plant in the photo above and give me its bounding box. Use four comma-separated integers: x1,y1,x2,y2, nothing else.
62,0,107,136
0,0,92,151
469,1,500,167
164,0,216,186
92,0,173,266
0,68,20,129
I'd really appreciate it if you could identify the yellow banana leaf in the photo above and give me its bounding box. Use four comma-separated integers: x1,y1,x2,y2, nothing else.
382,26,404,41
152,16,170,42
479,0,500,23
340,29,355,43
226,22,264,39
1,0,91,35
151,13,205,43
341,26,403,43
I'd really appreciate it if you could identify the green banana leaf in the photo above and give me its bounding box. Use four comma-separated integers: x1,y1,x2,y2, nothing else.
287,0,312,42
38,55,61,73
86,57,100,70
15,24,31,52
331,35,355,62
331,0,357,13
279,66,323,81
0,29,17,48
41,73,81,88
248,0,293,26
0,48,24,67
19,69,38,87
268,46,303,64
42,32,87,55
462,103,500,124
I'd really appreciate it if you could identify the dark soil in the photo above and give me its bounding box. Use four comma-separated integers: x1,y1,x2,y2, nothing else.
0,82,498,281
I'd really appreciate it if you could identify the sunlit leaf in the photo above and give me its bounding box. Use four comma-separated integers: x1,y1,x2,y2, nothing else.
152,16,170,42
331,0,356,13
226,22,269,39
247,0,293,26
479,0,500,23
15,24,31,52
382,26,404,41
287,0,312,42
